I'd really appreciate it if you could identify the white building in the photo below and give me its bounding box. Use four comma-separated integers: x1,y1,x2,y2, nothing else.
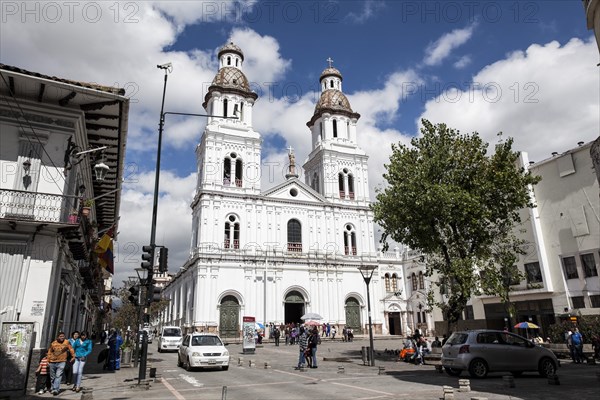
162,43,432,338
0,64,128,393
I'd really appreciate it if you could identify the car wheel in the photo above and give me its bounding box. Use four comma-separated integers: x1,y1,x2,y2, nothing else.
222,365,229,371
186,358,193,372
177,355,182,368
469,359,488,378
444,367,462,376
538,357,556,377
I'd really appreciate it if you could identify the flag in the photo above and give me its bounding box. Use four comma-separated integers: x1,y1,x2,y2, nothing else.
95,231,114,274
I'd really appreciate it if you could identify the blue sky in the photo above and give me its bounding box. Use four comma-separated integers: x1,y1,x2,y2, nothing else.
1,1,598,284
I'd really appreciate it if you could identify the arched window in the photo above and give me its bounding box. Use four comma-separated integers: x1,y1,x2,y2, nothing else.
330,80,334,88
239,102,244,121
235,58,239,67
343,224,357,255
312,172,320,193
411,273,417,291
418,271,424,290
235,158,243,187
391,273,398,292
223,157,231,185
287,219,302,252
223,98,228,118
333,119,338,137
224,215,240,249
348,174,355,199
338,173,345,199
227,56,231,65
384,274,391,292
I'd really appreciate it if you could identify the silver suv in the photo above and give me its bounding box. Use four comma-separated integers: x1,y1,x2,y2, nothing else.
442,330,558,378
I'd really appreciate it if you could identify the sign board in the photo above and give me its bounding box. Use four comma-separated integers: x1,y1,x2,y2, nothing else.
0,322,35,392
242,316,256,354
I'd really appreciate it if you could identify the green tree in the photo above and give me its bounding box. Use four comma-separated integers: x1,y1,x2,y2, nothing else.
372,119,540,329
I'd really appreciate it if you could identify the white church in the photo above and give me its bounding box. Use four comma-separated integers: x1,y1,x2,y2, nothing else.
161,43,433,338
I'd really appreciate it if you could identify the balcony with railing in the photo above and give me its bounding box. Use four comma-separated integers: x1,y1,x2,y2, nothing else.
0,188,81,224
223,239,240,249
344,246,357,256
287,242,302,252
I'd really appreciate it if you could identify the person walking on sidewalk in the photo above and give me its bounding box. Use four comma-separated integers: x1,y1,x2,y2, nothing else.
35,352,51,394
295,327,308,369
47,332,75,396
71,331,93,392
65,331,79,386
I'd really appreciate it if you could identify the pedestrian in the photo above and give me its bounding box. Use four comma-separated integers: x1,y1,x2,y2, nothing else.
274,327,281,346
65,331,79,386
566,330,575,361
571,328,584,363
308,328,320,368
290,327,297,345
71,331,93,392
331,325,337,340
326,323,331,337
284,325,290,345
591,334,600,359
47,331,75,396
35,351,51,395
347,328,354,342
441,334,448,346
295,327,308,369
431,336,442,348
107,329,123,370
342,327,347,342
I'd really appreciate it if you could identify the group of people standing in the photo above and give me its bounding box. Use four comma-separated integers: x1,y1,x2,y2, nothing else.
36,331,93,395
296,326,321,369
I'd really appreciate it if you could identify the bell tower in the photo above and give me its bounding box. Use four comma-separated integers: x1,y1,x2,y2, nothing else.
303,59,370,206
195,42,261,195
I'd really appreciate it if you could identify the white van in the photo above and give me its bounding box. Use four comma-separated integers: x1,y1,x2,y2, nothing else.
157,326,183,352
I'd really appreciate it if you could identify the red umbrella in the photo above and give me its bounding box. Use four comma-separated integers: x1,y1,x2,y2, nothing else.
304,320,320,326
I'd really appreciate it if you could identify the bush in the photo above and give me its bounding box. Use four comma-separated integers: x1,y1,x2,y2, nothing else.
547,314,600,343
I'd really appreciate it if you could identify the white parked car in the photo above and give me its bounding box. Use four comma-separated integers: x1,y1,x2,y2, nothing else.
157,326,183,352
177,333,230,371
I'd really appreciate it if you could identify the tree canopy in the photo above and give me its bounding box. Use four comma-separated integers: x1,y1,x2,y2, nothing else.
372,119,540,325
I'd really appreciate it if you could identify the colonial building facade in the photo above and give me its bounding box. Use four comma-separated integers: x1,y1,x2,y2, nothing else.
161,43,432,338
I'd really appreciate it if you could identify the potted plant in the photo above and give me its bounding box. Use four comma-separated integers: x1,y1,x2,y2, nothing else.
82,199,93,217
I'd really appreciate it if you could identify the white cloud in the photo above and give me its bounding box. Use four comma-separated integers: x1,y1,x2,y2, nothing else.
419,38,600,163
424,24,476,66
346,1,386,24
453,55,472,69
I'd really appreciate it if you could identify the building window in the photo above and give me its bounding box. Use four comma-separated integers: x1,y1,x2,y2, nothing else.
338,173,345,198
581,253,598,277
235,158,243,187
590,295,600,308
391,273,398,292
223,157,231,185
562,256,579,279
333,119,338,138
418,271,424,289
343,224,357,255
227,56,231,65
235,58,239,67
384,274,390,292
223,98,228,117
465,305,474,320
348,174,355,199
411,273,417,291
224,215,240,249
287,219,302,252
571,296,585,309
525,262,543,284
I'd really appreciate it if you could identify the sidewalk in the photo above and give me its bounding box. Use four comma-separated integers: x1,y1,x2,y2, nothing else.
24,342,140,399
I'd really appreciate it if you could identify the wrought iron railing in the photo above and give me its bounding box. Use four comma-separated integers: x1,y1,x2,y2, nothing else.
0,188,80,224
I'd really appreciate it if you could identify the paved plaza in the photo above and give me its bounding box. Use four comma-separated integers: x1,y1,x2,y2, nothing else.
23,337,600,400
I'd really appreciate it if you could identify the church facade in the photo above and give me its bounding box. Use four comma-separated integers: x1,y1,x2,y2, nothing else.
161,43,432,337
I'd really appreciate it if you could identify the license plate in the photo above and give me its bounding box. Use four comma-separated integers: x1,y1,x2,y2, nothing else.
208,359,216,364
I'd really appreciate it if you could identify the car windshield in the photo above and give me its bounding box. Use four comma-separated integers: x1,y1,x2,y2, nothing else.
191,336,222,346
446,333,468,345
163,328,181,337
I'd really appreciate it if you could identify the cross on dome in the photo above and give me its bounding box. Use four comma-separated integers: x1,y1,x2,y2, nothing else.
326,57,334,68
287,145,294,154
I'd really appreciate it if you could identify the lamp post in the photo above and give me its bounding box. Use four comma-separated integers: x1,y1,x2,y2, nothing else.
358,264,377,366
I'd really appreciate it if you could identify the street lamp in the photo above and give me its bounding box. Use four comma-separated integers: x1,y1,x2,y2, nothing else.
358,264,377,366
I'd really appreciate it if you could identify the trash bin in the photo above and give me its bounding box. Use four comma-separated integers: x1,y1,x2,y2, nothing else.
121,348,132,366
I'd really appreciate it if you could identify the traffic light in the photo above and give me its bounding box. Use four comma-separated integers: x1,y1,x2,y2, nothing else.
147,284,162,304
143,313,150,324
141,245,155,270
128,286,139,306
159,247,168,273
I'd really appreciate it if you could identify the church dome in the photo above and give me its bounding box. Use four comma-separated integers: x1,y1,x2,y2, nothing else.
307,89,360,127
320,67,343,82
203,67,257,108
218,42,244,61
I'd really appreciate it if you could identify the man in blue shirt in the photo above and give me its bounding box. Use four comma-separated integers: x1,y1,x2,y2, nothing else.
570,328,584,363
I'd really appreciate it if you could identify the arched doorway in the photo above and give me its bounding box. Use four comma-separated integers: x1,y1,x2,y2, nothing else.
345,297,362,333
284,290,305,324
219,295,240,338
